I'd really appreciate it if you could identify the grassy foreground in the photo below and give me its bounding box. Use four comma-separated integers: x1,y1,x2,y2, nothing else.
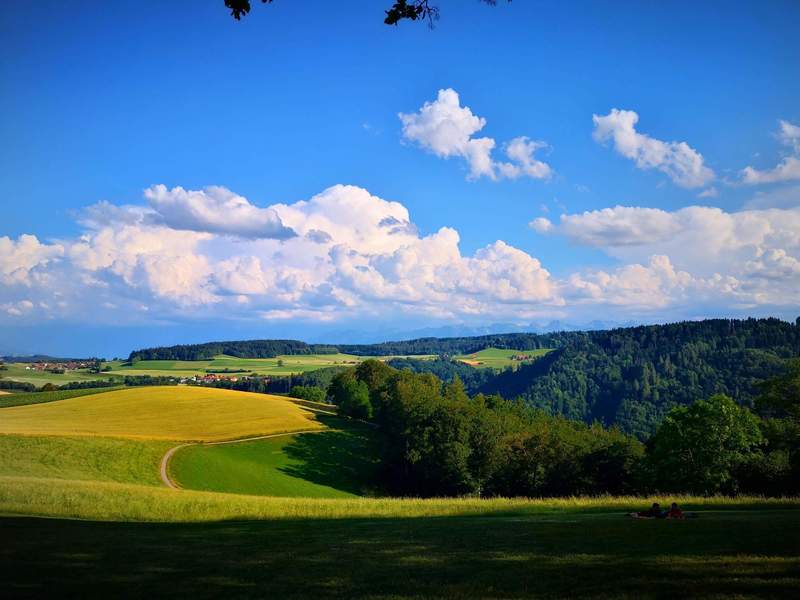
1,498,798,598
0,386,323,441
1,477,798,598
1,475,797,522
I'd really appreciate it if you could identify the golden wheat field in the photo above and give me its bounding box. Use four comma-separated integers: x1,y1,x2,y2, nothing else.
0,386,323,441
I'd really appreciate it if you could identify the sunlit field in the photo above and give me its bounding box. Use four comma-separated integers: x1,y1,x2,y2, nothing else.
455,347,551,369
1,353,439,385
103,353,437,378
0,386,323,441
0,435,172,486
0,362,118,386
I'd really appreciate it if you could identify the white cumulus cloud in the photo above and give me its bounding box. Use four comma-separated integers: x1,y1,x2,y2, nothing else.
539,204,800,308
528,217,553,233
592,108,715,188
399,89,552,181
0,235,64,286
144,184,295,239
3,184,799,327
740,120,800,185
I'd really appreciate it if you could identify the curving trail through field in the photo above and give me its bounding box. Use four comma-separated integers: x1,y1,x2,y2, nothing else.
159,429,328,489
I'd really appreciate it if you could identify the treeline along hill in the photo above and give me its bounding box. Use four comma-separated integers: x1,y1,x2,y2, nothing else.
129,318,800,437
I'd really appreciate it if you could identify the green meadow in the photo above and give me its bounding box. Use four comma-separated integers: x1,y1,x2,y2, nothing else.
1,353,373,384
105,353,435,378
0,435,172,486
0,386,124,408
0,362,118,386
455,347,551,369
170,418,380,498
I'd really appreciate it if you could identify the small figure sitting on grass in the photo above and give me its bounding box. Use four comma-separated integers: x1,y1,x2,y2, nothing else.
628,501,692,519
629,502,666,519
666,502,684,519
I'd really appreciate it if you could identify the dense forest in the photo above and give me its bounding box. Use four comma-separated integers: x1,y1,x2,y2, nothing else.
128,331,569,361
482,318,800,437
383,318,800,437
337,332,566,356
326,359,800,497
128,340,339,361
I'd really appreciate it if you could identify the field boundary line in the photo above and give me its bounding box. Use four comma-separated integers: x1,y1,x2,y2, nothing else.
159,428,328,490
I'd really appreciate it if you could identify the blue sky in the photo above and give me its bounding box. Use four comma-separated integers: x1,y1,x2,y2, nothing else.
1,0,799,356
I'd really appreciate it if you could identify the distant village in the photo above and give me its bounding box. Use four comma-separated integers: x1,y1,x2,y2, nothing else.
24,360,97,373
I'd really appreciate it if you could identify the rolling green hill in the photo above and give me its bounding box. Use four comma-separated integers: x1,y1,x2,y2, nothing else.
0,385,378,503
170,418,380,498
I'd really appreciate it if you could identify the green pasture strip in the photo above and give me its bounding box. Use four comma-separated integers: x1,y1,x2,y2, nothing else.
455,347,552,369
1,476,797,522
0,386,124,408
169,422,380,498
3,510,799,598
0,435,174,486
109,353,438,378
289,398,337,412
0,363,118,386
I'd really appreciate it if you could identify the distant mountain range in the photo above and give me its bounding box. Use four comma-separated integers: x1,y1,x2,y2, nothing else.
311,319,639,345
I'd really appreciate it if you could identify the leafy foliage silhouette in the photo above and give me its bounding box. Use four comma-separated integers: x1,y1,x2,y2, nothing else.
223,0,508,26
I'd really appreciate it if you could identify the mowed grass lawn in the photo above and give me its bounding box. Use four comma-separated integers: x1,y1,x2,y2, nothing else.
170,418,380,498
1,504,798,598
455,347,551,369
0,386,323,441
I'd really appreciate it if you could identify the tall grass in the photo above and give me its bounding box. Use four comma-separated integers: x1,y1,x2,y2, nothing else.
0,435,173,486
1,475,797,523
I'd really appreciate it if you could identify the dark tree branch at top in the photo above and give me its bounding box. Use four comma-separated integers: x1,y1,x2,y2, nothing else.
223,1,509,26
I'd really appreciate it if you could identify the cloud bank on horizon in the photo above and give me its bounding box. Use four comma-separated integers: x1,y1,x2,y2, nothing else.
1,88,799,330
2,184,799,327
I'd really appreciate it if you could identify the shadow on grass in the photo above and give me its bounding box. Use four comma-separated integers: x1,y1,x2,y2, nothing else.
2,512,799,598
279,416,381,495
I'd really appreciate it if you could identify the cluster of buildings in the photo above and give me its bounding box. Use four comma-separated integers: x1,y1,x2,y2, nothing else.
25,360,94,372
182,374,245,384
